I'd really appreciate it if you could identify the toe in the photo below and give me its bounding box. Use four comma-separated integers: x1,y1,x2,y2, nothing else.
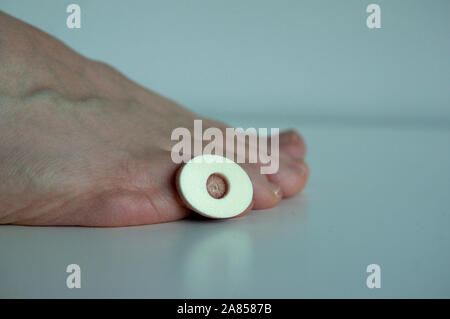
278,129,307,160
240,163,283,210
267,154,309,198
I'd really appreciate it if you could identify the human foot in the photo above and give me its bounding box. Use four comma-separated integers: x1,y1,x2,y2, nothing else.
0,12,309,226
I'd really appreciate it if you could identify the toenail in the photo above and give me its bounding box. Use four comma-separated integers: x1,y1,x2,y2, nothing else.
176,154,253,219
268,182,282,198
289,165,305,177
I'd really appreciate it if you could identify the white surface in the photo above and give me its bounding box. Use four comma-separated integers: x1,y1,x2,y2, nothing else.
1,119,449,298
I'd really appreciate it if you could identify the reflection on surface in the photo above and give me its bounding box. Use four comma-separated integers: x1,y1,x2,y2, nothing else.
0,194,309,298
180,222,253,295
178,195,308,297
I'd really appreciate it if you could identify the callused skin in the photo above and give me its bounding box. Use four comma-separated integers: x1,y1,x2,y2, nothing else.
0,11,309,226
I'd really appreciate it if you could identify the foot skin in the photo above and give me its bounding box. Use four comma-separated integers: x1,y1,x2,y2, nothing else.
0,12,309,226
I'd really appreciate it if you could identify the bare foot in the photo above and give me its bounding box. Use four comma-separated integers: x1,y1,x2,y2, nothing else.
0,12,309,226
